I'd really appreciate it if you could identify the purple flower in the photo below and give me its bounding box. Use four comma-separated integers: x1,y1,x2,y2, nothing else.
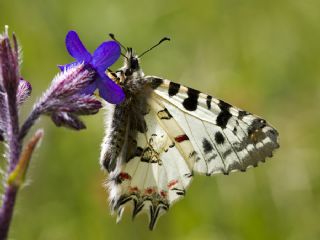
59,31,125,104
32,64,103,131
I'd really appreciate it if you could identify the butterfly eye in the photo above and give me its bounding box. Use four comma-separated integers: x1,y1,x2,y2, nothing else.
130,58,139,70
125,68,133,76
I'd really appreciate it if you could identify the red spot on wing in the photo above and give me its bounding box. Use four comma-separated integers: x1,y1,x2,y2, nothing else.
167,179,178,189
119,172,132,181
145,187,155,195
174,134,189,143
129,186,139,193
160,190,168,198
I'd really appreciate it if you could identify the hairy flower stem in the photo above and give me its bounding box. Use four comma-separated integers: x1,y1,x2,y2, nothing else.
0,130,43,240
0,102,41,239
0,185,18,240
0,96,21,240
7,96,22,171
19,108,41,140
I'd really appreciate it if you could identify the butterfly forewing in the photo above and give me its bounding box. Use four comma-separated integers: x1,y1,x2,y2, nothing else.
154,78,278,168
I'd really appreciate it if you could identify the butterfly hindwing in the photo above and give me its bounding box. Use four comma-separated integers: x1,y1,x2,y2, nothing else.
107,97,194,229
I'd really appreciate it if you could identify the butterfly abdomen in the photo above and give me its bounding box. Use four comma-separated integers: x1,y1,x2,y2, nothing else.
100,104,129,172
101,87,151,172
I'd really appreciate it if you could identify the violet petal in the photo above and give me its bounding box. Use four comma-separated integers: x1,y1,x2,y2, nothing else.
82,81,97,96
98,76,125,104
65,31,92,62
57,61,77,71
92,41,120,72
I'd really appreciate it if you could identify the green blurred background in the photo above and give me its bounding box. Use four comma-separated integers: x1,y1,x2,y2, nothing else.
1,0,320,239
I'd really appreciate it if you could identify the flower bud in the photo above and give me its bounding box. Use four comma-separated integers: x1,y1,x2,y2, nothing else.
17,78,32,106
51,112,86,130
0,26,20,99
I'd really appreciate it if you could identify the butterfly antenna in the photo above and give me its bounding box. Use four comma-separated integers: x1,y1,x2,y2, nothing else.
109,33,128,59
138,37,170,58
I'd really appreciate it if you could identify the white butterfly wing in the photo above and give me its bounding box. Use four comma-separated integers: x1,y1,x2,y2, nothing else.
151,77,279,175
107,97,194,229
107,77,279,229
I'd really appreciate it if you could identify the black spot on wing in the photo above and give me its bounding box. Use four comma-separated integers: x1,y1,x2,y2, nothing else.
215,131,225,144
202,138,213,154
248,119,267,135
184,172,193,178
157,108,172,119
265,129,279,145
216,100,232,128
182,88,200,111
189,151,197,158
207,154,218,162
150,78,164,89
247,119,268,143
238,110,249,119
172,188,185,196
233,127,237,134
168,82,180,96
135,147,143,156
127,146,143,162
222,148,232,158
169,142,175,148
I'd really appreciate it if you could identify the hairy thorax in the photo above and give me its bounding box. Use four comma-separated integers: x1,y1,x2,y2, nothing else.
101,67,152,171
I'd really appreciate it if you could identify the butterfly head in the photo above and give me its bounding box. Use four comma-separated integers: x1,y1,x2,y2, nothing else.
108,48,143,85
124,48,139,69
106,48,142,87
122,48,142,77
107,34,170,85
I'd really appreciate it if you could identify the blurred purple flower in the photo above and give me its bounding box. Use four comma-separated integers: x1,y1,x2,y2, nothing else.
59,31,125,104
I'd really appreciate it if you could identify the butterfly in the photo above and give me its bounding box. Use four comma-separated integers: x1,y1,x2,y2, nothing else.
100,36,279,230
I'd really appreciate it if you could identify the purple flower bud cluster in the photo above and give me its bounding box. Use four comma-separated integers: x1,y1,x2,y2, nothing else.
31,64,102,130
17,79,32,106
